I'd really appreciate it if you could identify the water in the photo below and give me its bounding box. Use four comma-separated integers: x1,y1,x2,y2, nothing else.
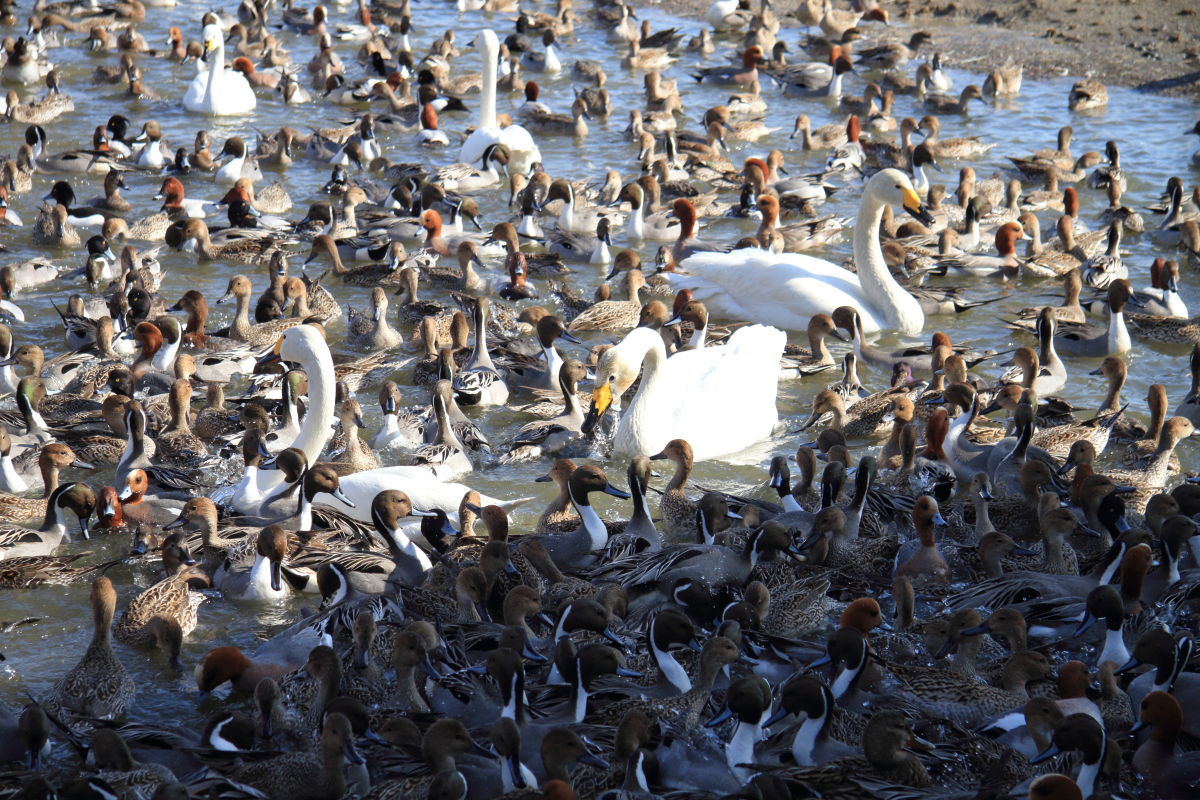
0,0,1198,755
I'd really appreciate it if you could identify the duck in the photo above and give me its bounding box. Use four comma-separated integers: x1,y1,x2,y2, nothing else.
155,176,217,219
452,296,509,407
584,323,784,460
665,169,932,335
935,220,1025,276
0,483,95,559
1133,258,1187,318
619,181,681,242
214,525,291,601
0,442,92,521
166,219,277,263
347,286,402,350
232,713,363,800
1128,691,1200,799
1054,279,1138,356
184,23,257,115
567,270,646,333
46,577,135,721
1068,79,1108,111
113,532,203,656
216,275,304,346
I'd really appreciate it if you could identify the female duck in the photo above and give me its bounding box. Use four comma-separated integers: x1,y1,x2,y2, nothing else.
583,324,785,460
347,286,402,350
47,578,135,721
567,270,646,333
665,170,932,335
184,23,256,115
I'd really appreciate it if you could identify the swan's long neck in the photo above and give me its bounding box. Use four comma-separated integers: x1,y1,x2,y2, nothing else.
288,339,336,468
853,196,923,334
479,34,498,130
620,333,668,453
205,40,223,106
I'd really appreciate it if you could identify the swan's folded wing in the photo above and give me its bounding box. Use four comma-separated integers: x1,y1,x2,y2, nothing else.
665,325,786,460
668,250,886,332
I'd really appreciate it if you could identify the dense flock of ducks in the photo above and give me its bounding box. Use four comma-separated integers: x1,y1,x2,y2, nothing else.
0,0,1198,799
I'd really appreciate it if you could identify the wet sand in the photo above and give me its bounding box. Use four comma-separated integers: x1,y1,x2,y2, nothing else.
663,0,1200,98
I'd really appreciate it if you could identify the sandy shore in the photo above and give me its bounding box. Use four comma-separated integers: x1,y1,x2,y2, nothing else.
657,0,1200,98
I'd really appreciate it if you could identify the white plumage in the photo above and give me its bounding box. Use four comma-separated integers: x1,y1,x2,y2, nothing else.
607,325,785,461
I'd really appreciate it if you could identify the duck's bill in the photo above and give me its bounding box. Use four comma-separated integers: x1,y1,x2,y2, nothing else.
902,188,935,226
256,337,284,365
330,487,356,508
1030,742,1061,765
343,738,365,766
580,752,610,770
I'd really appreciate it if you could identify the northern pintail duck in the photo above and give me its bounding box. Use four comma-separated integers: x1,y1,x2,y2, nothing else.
47,577,135,721
452,296,509,407
0,482,94,558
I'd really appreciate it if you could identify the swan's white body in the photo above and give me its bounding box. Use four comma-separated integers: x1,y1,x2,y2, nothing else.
665,170,927,336
336,468,520,521
183,24,257,115
605,325,784,461
459,30,541,175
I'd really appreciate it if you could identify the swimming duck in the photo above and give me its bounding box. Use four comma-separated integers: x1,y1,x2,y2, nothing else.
0,442,92,521
0,482,95,559
452,296,509,407
1068,79,1107,112
113,532,203,656
1054,279,1138,356
47,577,135,721
347,286,402,350
216,275,305,346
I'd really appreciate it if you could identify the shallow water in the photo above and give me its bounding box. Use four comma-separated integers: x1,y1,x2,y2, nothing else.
0,0,1198,756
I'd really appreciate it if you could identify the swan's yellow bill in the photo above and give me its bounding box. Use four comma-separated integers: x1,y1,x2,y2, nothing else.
901,187,923,216
590,382,612,417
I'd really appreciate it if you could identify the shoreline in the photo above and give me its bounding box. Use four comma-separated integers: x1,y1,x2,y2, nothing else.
652,0,1200,99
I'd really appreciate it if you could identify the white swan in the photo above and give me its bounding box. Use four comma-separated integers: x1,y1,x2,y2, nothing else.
183,24,257,116
459,30,541,176
336,469,530,523
665,169,931,336
253,326,335,493
585,325,785,461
